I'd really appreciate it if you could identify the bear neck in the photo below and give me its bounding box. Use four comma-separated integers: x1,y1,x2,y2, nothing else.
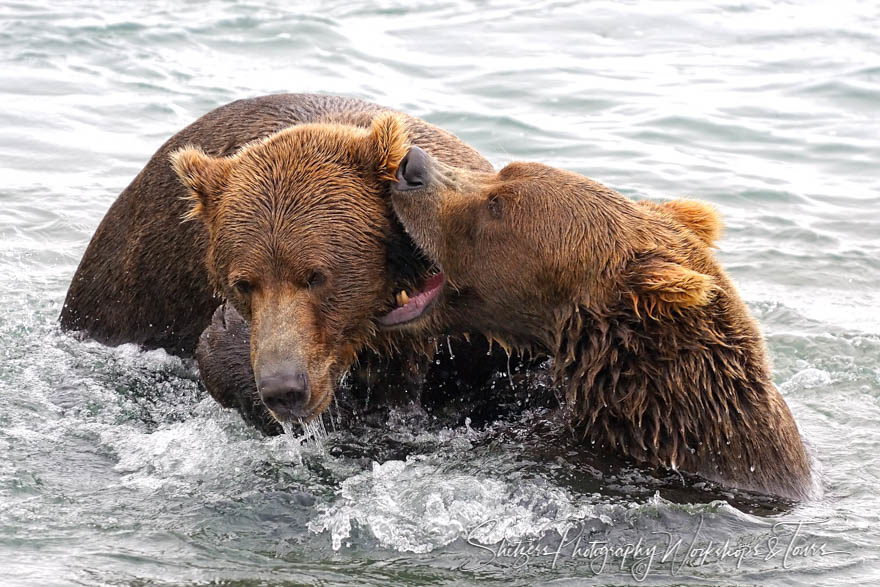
551,293,812,500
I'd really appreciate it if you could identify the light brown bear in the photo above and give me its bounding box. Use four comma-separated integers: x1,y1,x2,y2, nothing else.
387,146,813,500
60,94,518,429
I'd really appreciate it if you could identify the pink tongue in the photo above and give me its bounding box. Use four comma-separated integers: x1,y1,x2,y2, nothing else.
378,273,445,326
421,272,445,292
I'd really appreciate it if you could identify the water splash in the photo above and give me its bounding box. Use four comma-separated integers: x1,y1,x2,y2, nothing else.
301,416,328,453
2,0,880,582
280,417,328,454
308,455,602,553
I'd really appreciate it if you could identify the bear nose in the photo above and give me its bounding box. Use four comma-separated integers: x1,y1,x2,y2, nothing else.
395,146,429,190
258,368,310,420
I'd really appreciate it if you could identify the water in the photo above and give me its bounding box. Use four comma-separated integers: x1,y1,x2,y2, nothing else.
2,0,879,584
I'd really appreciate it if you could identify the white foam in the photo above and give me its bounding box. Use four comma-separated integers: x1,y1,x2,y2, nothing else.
309,455,600,553
781,367,833,392
97,399,307,492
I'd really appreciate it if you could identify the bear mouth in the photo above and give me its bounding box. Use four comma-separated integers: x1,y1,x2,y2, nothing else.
378,271,445,327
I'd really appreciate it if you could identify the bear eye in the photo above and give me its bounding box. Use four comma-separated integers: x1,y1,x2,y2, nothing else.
233,279,253,296
487,194,504,220
306,270,327,289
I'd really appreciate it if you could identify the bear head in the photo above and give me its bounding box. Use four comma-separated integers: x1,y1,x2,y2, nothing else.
388,146,724,349
171,115,443,422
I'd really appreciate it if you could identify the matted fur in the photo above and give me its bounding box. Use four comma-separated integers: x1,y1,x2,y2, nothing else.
390,156,812,500
172,113,411,226
61,94,512,430
169,113,437,419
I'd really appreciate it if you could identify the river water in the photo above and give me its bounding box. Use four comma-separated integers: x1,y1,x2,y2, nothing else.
1,1,879,585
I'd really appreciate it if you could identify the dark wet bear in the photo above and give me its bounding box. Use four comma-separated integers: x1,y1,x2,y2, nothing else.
60,94,522,431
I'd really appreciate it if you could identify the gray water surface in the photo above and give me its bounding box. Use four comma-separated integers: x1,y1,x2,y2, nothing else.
2,1,879,585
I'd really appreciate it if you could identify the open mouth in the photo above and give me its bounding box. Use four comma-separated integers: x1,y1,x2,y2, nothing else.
378,271,445,327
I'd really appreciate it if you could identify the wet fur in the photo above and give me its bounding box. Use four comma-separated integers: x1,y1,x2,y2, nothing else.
61,94,488,354
168,107,494,419
61,94,519,429
391,160,812,500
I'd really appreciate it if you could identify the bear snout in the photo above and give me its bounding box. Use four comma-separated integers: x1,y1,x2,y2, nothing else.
257,367,310,421
395,146,430,191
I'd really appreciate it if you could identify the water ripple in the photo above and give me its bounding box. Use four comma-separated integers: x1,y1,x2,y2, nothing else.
1,0,879,583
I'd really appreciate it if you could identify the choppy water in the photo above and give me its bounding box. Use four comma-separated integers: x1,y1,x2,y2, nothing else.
2,1,879,585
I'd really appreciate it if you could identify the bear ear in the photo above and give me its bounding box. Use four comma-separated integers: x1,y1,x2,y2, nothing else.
626,257,717,319
170,146,233,220
658,199,723,246
365,112,409,181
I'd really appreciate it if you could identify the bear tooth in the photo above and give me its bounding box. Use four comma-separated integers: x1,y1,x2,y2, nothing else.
397,290,410,306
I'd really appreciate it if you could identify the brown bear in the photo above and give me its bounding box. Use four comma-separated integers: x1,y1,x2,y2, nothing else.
60,94,523,430
387,146,813,500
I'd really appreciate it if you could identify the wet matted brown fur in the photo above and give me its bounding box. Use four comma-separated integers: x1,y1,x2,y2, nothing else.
60,94,518,428
389,150,813,500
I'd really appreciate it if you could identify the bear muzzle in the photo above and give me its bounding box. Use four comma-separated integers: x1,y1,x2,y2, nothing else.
257,365,311,421
394,146,430,191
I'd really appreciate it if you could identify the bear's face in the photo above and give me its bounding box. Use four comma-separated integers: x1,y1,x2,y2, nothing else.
172,115,428,422
389,147,603,343
390,147,720,346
